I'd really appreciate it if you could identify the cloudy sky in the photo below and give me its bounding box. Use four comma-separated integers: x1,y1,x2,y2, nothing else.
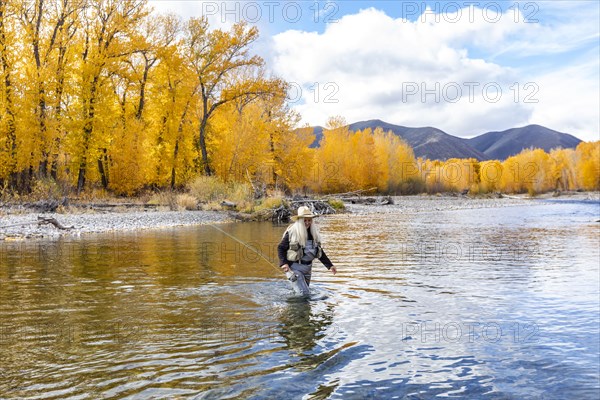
150,1,600,142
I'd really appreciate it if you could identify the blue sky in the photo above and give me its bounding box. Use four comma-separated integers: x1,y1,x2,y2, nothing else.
150,1,600,141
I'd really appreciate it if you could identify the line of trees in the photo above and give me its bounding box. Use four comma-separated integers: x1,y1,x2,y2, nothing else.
0,0,301,196
415,142,599,195
303,119,599,195
1,1,597,199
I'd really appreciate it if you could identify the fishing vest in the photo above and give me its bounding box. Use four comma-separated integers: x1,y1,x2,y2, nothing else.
286,227,323,262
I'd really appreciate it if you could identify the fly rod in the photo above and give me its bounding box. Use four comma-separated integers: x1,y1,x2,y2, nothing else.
207,223,284,276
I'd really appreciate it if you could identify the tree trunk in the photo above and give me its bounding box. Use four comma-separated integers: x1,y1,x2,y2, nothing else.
98,148,109,189
172,96,192,189
77,74,99,194
198,117,212,176
136,61,151,120
0,5,18,188
77,157,87,195
32,0,49,178
171,139,179,189
198,88,213,176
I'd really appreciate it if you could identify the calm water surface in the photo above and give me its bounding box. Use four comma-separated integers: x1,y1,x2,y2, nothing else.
1,199,599,399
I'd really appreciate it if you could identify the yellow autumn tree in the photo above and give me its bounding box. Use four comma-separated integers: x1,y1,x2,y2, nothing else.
145,14,199,189
500,148,555,194
183,19,281,176
310,116,352,193
310,119,419,194
68,0,149,194
549,148,578,191
479,160,503,193
348,128,378,190
575,141,600,190
15,0,81,186
260,91,316,192
0,0,19,187
437,158,479,192
210,101,271,183
278,126,316,191
372,127,418,193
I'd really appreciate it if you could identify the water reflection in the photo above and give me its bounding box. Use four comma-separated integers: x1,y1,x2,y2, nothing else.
278,300,335,355
1,200,599,399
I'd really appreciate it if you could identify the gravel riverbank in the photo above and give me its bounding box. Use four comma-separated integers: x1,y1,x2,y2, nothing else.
345,194,534,215
1,192,597,241
0,209,232,241
344,192,600,215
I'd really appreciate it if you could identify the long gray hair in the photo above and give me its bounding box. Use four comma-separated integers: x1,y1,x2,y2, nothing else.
284,218,322,246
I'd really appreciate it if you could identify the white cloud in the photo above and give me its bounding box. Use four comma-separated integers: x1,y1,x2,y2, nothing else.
270,6,600,141
149,0,234,30
528,55,600,141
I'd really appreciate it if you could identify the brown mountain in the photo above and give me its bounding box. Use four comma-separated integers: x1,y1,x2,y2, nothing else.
466,124,582,160
308,120,582,161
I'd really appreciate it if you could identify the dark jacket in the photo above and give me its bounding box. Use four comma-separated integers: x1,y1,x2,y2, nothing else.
277,230,334,269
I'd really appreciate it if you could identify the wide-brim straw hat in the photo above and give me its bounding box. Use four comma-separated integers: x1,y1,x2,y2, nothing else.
291,206,319,220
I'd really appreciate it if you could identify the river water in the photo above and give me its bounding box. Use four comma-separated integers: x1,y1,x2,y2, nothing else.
1,199,599,399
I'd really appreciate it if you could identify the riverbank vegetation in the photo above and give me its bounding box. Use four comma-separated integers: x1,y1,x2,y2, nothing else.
303,122,598,197
0,1,598,209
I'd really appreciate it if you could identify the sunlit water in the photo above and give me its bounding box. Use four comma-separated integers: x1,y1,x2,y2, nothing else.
1,199,599,399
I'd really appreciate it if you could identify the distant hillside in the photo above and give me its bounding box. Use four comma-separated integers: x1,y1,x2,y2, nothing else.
467,125,582,160
309,126,324,148
348,120,487,161
306,120,582,161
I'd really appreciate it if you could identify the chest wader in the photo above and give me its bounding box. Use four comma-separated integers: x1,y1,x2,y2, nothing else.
289,238,320,297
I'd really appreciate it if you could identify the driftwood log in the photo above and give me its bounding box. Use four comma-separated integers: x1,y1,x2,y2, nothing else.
269,205,291,223
23,198,69,212
37,216,74,230
322,188,377,198
220,200,237,209
255,198,337,223
73,203,159,209
341,196,394,205
290,198,337,216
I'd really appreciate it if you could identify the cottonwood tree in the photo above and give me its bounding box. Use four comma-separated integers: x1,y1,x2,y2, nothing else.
17,0,79,182
73,0,148,194
183,18,280,176
576,141,600,190
102,14,181,194
209,69,292,190
145,14,200,189
0,0,18,188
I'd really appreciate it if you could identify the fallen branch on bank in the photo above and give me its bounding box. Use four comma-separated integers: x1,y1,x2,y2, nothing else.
72,203,160,209
37,216,75,230
220,200,237,209
242,198,338,223
290,198,337,216
266,204,291,223
321,187,378,198
0,216,75,231
341,195,394,205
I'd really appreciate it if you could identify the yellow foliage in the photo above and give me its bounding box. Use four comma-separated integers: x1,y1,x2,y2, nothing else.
310,123,418,194
576,141,600,190
479,160,503,193
0,3,290,196
0,0,597,200
550,148,578,190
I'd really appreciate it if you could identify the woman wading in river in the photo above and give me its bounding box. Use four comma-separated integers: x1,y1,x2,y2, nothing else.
278,206,337,297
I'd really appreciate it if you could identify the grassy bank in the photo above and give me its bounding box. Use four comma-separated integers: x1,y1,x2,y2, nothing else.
3,176,597,221
0,176,347,221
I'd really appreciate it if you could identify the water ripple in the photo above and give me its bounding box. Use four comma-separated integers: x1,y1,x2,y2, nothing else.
1,201,598,399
